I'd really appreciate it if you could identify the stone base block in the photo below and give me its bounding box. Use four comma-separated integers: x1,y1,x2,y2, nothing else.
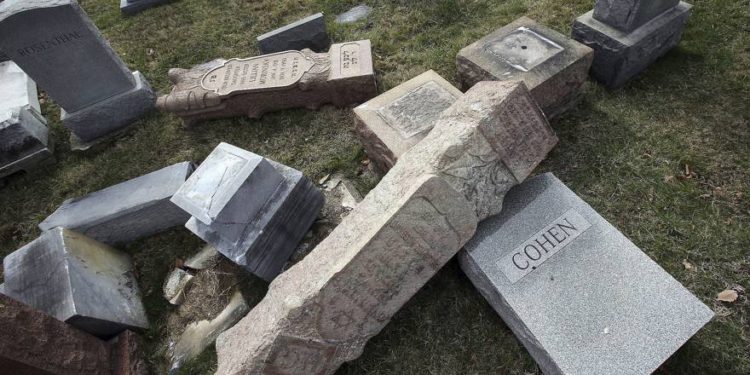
457,17,593,119
120,0,174,15
2,228,149,338
572,2,693,88
61,71,155,144
354,70,462,173
186,161,324,281
39,162,195,245
0,107,54,180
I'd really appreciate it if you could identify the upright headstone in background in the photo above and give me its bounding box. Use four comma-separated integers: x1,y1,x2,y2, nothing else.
0,0,156,149
257,13,330,54
457,17,593,119
215,81,558,375
156,40,377,125
354,70,462,173
460,173,714,374
120,0,174,16
0,61,54,180
3,228,149,337
39,161,195,245
572,0,693,88
170,143,324,281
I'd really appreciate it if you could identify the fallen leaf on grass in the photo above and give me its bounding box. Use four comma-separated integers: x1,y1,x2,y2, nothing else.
682,259,695,271
717,289,739,303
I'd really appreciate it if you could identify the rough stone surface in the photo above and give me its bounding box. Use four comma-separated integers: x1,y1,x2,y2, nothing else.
120,0,173,15
257,13,330,54
0,48,9,62
593,0,680,33
172,143,324,281
39,161,194,245
156,40,376,125
0,61,53,179
572,2,692,88
0,293,112,375
335,4,371,24
457,17,593,119
354,70,462,173
0,0,155,143
2,228,149,337
108,330,148,375
215,81,558,374
459,173,714,375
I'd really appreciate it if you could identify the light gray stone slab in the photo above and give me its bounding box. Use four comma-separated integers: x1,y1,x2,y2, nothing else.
0,0,155,144
459,173,714,375
593,0,680,32
120,0,174,16
335,4,371,24
354,70,462,172
2,227,149,337
257,13,330,54
457,17,593,119
172,143,324,281
39,161,195,245
572,2,692,88
0,61,53,179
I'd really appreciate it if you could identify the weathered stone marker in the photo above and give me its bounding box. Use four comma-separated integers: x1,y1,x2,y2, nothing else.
0,294,147,375
3,228,149,337
171,143,324,281
572,0,693,88
257,13,330,54
156,40,376,125
354,70,462,173
39,161,195,245
215,81,558,374
457,17,593,119
0,0,156,148
0,60,54,180
120,0,174,16
460,173,714,374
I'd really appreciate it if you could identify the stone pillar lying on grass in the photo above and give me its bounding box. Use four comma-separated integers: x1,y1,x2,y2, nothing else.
572,0,693,88
3,228,149,338
156,40,376,125
214,81,558,374
39,161,195,245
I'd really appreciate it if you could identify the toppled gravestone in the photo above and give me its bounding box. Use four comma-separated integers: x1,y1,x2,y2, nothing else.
214,81,558,374
257,13,330,54
120,0,174,15
156,40,376,125
2,227,149,337
39,161,195,245
171,143,324,281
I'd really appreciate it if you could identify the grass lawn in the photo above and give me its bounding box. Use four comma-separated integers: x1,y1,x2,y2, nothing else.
1,0,748,374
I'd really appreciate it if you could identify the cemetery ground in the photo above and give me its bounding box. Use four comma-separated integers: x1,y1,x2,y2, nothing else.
0,0,747,373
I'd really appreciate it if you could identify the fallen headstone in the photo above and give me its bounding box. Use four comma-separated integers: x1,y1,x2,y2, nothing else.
0,294,147,375
354,70,462,173
215,81,558,374
572,0,693,88
460,173,714,374
457,17,593,119
39,161,195,245
0,0,156,149
156,40,376,125
120,0,174,15
0,60,54,180
164,268,194,305
171,143,324,281
335,4,372,24
257,13,330,54
3,227,149,337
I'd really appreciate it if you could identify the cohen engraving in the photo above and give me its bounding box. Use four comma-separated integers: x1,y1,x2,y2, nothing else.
498,209,591,283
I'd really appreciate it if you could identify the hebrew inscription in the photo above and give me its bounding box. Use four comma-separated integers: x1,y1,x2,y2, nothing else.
378,81,457,138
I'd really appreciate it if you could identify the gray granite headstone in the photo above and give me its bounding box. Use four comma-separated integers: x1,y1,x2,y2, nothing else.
460,173,714,374
0,61,54,179
0,0,155,147
171,142,324,281
335,4,371,24
3,227,149,337
257,13,330,54
572,1,692,88
39,161,195,245
120,0,174,16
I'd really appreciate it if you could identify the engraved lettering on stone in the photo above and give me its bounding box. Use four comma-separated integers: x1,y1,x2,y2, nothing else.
499,209,592,283
339,42,361,77
16,31,85,57
267,336,335,375
484,27,564,72
377,81,457,138
200,51,314,95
